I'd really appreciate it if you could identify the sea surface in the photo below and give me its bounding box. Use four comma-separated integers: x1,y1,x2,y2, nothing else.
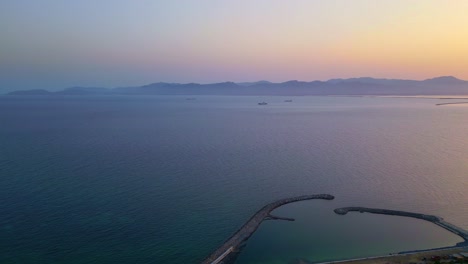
0,95,467,263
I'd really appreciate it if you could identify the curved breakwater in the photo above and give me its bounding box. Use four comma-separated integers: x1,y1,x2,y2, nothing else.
334,207,468,242
202,194,335,264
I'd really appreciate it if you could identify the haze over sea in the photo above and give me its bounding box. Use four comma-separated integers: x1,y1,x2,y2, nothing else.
0,95,467,263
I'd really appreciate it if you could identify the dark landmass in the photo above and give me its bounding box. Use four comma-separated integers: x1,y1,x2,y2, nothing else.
7,89,52,95
55,86,112,95
5,76,468,96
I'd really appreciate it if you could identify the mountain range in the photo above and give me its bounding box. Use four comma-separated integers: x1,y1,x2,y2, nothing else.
6,76,468,96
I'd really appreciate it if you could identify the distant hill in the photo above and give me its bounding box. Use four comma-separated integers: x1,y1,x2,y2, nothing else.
8,89,51,95
422,76,467,85
236,80,272,86
6,76,468,96
56,87,111,95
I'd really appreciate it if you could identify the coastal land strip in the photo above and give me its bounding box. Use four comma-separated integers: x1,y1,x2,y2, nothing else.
316,246,468,264
201,194,335,264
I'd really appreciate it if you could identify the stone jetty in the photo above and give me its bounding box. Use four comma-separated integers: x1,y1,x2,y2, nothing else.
202,194,335,264
334,207,468,242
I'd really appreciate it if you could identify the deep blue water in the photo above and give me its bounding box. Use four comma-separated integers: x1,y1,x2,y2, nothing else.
0,95,467,263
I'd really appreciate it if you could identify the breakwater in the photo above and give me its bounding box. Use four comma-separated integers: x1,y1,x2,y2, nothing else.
202,194,335,264
334,207,468,242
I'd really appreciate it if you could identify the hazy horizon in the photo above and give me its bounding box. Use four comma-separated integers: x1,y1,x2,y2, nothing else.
7,74,468,91
2,0,468,93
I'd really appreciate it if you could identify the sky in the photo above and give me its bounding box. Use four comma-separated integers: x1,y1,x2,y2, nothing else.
1,0,468,92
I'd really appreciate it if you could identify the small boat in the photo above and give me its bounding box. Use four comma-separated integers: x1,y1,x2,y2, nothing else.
284,99,293,102
258,102,268,105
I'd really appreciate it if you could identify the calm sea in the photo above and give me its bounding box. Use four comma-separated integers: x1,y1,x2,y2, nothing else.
0,95,467,263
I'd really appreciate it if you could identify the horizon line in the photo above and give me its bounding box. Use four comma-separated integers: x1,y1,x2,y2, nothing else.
68,75,466,89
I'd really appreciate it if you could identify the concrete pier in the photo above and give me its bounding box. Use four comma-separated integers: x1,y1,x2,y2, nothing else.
334,207,468,241
202,194,335,264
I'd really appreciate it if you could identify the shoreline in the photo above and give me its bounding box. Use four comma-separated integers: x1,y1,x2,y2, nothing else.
317,246,468,264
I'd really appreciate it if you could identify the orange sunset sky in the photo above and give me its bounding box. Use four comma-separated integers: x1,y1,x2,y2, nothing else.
1,0,468,92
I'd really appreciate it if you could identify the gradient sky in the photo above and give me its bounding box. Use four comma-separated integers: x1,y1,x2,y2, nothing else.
1,0,468,92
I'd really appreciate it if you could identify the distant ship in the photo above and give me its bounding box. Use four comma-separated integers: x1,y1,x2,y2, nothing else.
258,102,268,105
284,99,293,102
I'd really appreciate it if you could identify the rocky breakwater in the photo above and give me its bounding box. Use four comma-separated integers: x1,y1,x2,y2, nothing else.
334,207,468,242
202,194,335,264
